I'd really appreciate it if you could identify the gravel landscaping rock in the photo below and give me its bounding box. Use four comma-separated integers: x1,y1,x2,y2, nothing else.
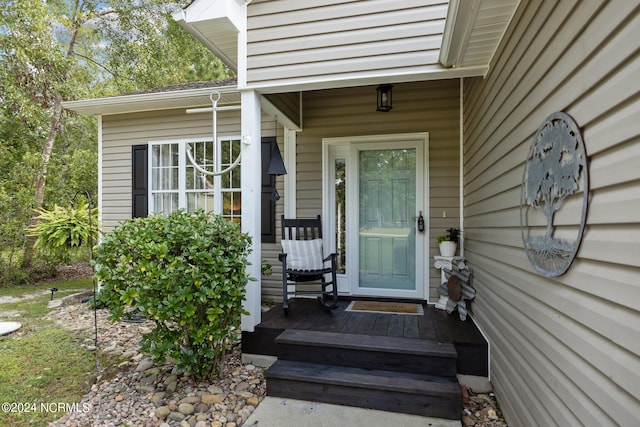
461,385,509,426
41,295,506,426
46,303,265,427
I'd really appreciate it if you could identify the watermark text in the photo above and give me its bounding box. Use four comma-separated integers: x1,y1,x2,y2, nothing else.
1,402,90,414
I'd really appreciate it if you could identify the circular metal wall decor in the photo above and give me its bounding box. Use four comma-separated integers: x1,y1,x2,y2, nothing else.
520,112,589,277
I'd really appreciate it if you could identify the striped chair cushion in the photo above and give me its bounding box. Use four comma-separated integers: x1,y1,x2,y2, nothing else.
281,238,324,271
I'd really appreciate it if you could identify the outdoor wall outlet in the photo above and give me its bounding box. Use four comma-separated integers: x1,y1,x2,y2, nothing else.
443,211,447,218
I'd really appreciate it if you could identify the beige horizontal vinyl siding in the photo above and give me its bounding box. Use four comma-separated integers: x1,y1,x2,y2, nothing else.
247,0,447,86
101,108,285,304
463,1,640,426
296,80,460,301
101,110,215,230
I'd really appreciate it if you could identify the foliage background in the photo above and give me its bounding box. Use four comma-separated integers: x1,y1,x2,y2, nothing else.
0,0,232,284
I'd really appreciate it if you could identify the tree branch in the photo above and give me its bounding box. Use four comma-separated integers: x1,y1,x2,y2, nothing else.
71,52,136,82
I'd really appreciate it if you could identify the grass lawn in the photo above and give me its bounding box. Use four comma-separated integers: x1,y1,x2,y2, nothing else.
0,278,96,427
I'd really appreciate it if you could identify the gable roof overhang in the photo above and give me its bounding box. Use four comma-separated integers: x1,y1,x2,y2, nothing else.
62,79,302,130
63,1,522,117
439,0,520,71
62,81,240,117
171,0,520,90
172,0,247,72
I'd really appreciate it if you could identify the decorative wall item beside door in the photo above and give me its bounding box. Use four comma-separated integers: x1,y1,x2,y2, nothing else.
520,112,589,277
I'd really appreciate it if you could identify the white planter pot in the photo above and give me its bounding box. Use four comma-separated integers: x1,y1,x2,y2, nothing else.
439,241,457,257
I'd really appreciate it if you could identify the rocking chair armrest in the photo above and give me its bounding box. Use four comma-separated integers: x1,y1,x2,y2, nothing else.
279,252,288,262
323,252,338,265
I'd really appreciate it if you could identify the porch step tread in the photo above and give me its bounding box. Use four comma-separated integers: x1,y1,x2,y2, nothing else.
276,329,457,358
266,359,460,397
266,360,462,419
275,329,458,377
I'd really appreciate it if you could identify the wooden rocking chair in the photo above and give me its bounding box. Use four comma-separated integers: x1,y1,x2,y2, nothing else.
279,215,339,314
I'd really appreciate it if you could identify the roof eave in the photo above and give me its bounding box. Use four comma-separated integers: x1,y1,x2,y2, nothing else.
439,0,520,71
439,0,463,67
173,15,239,72
172,0,242,72
63,84,239,116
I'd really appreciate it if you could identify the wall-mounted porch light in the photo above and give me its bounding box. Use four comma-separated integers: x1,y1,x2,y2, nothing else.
267,139,287,201
376,84,393,112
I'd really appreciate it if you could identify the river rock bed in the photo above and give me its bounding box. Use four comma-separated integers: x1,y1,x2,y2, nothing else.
45,298,507,427
461,385,508,427
47,303,264,427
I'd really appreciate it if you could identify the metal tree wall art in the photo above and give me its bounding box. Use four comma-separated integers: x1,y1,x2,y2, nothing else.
520,112,589,277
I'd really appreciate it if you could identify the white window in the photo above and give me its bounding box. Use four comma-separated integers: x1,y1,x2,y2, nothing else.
149,138,242,223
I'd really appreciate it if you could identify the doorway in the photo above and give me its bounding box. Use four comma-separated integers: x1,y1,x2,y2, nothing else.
324,133,429,299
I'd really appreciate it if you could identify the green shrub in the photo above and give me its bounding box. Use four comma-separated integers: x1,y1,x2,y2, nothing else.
94,210,252,380
0,183,33,285
25,202,99,265
0,262,29,287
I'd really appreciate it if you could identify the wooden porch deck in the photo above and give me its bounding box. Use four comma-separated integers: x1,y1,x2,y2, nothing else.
242,298,488,377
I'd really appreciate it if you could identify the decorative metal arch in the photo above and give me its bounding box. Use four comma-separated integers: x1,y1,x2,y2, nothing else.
185,91,242,177
520,112,589,277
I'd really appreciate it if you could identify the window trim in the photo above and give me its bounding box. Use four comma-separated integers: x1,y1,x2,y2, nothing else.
144,136,278,243
148,137,242,218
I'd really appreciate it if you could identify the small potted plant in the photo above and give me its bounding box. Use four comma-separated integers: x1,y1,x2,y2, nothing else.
436,227,459,257
261,259,273,277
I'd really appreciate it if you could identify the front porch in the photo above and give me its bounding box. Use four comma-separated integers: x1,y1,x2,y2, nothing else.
243,298,488,376
242,298,488,419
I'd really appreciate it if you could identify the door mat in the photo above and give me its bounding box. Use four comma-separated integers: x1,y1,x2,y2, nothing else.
346,300,424,315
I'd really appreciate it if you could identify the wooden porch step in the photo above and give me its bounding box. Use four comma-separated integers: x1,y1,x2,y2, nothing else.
275,329,458,378
266,359,462,419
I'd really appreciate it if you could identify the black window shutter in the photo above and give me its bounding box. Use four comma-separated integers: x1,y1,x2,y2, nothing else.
132,144,148,218
261,137,277,243
132,142,276,228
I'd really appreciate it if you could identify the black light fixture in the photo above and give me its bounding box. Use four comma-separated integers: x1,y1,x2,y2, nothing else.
376,84,393,112
267,140,287,176
267,139,287,201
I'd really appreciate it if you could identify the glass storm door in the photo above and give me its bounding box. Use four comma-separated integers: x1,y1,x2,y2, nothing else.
358,147,416,292
325,135,426,300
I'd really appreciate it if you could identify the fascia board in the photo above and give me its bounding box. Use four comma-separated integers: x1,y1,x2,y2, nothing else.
439,0,475,68
63,86,239,116
247,65,488,95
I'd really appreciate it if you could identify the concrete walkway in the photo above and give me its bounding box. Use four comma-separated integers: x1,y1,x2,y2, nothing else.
242,397,461,427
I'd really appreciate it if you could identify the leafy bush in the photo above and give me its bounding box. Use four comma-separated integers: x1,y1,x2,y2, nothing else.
0,175,33,285
25,202,99,265
94,210,252,380
0,264,29,287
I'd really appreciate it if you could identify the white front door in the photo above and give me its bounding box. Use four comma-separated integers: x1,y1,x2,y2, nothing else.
324,133,428,299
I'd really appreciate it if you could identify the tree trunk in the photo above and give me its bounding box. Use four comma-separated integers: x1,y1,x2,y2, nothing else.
21,94,64,269
22,2,84,270
544,207,555,241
